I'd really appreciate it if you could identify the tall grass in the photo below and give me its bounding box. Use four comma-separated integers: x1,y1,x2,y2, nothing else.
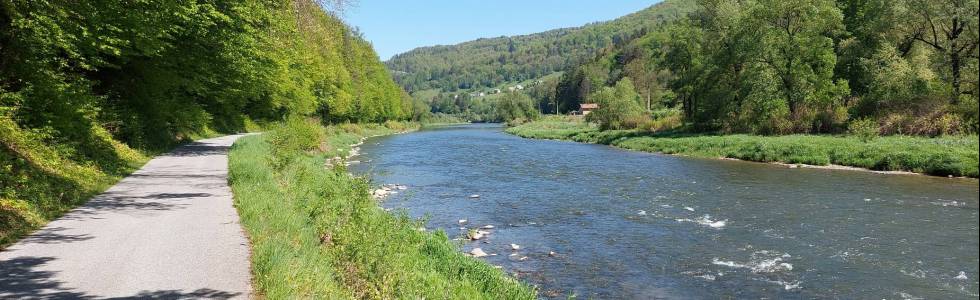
507,119,979,178
228,119,535,299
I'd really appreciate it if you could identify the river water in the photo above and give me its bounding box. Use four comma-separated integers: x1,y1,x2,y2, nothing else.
350,124,979,299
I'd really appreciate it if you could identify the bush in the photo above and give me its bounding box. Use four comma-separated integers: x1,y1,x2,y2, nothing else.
495,92,540,123
266,117,325,170
849,118,880,142
641,108,684,133
587,78,646,130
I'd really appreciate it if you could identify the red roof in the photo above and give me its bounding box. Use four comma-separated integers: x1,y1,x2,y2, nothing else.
580,103,598,109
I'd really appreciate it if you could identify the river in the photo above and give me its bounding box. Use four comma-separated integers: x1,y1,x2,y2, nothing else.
349,124,979,299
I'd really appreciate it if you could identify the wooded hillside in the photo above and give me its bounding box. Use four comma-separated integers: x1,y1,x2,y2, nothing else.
385,0,697,93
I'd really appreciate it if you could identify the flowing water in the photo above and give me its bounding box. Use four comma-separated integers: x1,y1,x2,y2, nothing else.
350,124,979,299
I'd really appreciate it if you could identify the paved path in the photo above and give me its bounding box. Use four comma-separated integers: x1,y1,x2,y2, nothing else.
0,135,252,299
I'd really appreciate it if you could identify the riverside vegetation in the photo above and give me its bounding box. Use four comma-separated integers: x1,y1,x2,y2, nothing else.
508,116,979,178
228,118,535,299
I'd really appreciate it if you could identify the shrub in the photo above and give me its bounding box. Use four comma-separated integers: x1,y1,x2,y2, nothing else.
266,117,325,170
849,118,880,142
587,78,645,130
642,108,684,133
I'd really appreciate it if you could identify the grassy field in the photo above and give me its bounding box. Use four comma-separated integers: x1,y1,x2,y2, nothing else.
228,119,535,299
506,117,979,178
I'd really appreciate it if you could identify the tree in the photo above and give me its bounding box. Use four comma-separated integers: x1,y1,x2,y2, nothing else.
495,92,540,123
905,0,979,104
586,78,646,130
745,0,849,122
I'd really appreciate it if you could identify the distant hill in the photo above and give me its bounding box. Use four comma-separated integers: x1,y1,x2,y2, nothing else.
385,0,697,93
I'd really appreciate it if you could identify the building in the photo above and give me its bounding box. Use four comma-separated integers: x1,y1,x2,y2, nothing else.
579,103,598,115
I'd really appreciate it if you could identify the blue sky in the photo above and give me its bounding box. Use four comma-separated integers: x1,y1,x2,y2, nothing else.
343,1,661,60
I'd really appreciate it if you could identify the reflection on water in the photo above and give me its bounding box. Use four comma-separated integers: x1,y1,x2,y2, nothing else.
351,124,979,299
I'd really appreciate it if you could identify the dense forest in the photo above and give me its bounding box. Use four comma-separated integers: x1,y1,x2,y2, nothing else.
555,0,978,135
0,0,410,245
385,0,697,93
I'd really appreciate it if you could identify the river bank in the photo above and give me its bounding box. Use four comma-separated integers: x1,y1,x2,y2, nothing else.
506,118,979,178
227,119,534,299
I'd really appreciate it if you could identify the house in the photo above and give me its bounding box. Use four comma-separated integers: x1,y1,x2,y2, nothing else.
579,103,598,115
515,84,524,90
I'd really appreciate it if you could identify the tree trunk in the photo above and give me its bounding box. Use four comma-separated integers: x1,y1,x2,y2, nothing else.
646,93,651,112
950,48,961,105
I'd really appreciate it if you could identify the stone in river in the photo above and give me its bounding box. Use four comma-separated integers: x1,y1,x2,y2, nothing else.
470,248,488,257
467,230,485,240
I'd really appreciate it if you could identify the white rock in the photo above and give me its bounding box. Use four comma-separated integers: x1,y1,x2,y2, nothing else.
638,210,647,216
548,251,557,257
510,244,521,250
955,271,969,280
469,194,481,199
480,225,495,229
470,248,488,257
458,219,468,224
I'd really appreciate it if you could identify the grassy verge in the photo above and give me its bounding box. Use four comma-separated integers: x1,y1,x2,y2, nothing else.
228,118,535,299
506,117,979,178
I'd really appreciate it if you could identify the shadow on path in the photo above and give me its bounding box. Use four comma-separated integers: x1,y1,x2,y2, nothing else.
0,256,241,300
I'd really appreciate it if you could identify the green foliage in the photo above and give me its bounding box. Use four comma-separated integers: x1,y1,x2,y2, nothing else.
552,0,978,135
586,78,646,130
849,118,880,142
508,119,979,177
266,118,326,171
229,124,534,299
494,92,540,124
641,108,685,133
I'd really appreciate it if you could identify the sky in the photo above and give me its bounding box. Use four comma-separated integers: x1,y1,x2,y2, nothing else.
343,0,661,61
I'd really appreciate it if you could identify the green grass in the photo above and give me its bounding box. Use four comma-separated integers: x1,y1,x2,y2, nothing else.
228,120,535,299
507,118,980,178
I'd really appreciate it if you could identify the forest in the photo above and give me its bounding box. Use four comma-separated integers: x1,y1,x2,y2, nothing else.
554,0,978,135
1,0,411,245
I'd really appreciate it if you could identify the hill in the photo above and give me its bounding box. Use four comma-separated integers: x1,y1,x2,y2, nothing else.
385,0,697,93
